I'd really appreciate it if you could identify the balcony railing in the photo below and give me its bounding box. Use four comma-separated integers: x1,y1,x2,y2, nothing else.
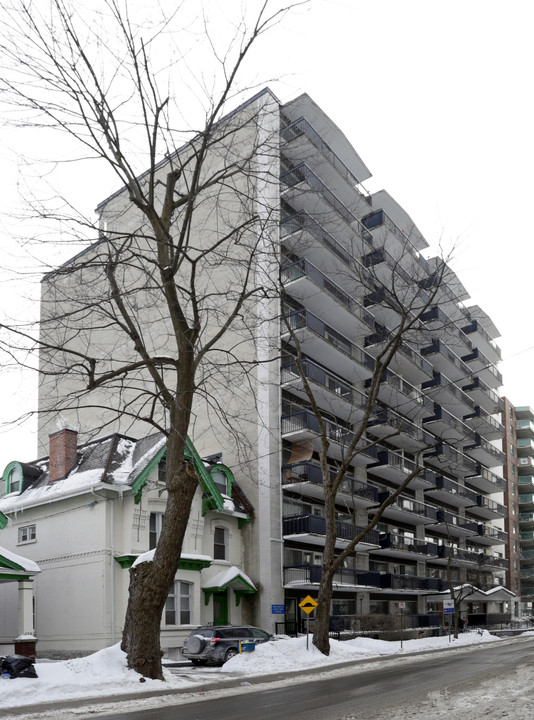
378,533,438,556
476,525,508,544
461,319,501,361
462,377,504,413
282,514,380,545
378,492,438,521
282,461,379,504
465,464,506,492
422,372,475,413
281,358,358,404
435,510,478,534
461,348,503,387
283,308,375,371
432,476,477,503
280,210,363,267
281,257,375,328
421,339,472,381
281,410,378,459
360,209,429,269
280,116,369,192
280,163,372,240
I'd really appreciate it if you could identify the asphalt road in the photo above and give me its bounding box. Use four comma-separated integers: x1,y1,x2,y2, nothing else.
83,636,534,720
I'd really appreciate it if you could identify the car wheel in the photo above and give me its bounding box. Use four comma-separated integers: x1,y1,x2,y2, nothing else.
224,648,239,663
191,659,208,666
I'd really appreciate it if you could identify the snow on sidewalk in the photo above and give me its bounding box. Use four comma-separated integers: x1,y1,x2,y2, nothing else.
0,631,503,711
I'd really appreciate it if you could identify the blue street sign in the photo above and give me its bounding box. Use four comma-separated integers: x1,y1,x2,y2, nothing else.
271,604,285,614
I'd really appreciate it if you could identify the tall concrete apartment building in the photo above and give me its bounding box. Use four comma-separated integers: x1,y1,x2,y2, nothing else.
502,403,534,611
36,90,511,633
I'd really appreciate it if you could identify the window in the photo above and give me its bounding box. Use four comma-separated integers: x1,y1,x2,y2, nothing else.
6,465,22,494
165,581,192,625
214,526,228,560
211,469,227,495
149,512,164,550
18,525,36,543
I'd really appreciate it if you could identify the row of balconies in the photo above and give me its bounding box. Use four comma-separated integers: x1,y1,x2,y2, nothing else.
283,564,449,592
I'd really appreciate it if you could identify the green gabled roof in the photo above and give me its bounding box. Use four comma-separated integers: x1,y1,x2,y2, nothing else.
131,436,225,514
0,512,7,530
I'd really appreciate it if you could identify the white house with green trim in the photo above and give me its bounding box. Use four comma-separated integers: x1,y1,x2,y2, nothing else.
0,429,256,658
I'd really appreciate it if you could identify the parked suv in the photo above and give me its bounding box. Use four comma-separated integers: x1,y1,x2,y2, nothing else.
181,625,271,665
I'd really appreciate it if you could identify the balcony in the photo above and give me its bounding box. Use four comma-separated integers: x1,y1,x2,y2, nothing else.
432,545,487,567
462,377,504,415
360,209,429,266
516,419,534,438
282,461,379,509
423,403,475,445
371,533,438,560
470,525,508,546
519,475,534,492
280,210,365,276
367,406,434,452
369,369,427,422
378,573,446,592
281,358,366,424
461,348,502,390
422,372,475,416
282,514,380,550
281,258,374,336
376,491,438,525
519,511,534,528
367,450,434,489
281,409,378,465
424,476,477,508
518,457,534,473
464,435,505,468
283,564,370,588
461,319,501,364
520,530,534,545
517,437,534,455
463,406,505,441
420,305,472,357
280,163,371,243
466,496,507,521
364,332,434,387
519,492,534,510
421,339,472,384
423,442,477,478
282,308,375,383
465,465,506,494
431,510,478,538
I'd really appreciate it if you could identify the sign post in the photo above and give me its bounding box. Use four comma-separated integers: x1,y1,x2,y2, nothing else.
299,595,318,650
443,599,454,643
399,601,405,650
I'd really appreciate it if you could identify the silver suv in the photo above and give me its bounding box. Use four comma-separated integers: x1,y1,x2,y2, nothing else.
181,625,271,665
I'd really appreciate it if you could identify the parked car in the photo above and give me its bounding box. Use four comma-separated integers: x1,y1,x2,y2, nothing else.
181,625,271,665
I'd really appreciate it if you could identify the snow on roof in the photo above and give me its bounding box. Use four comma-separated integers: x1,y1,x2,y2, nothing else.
0,545,40,573
0,432,166,512
132,551,212,568
202,566,256,590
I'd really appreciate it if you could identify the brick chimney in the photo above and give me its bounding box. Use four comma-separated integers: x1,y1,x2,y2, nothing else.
49,428,78,483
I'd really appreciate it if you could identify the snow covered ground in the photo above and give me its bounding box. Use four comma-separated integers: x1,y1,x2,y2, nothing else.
1,631,532,719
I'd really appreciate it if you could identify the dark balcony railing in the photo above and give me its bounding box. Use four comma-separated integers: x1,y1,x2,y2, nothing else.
280,210,366,266
379,533,438,556
378,492,438,521
421,339,472,380
280,162,372,240
282,514,380,545
461,319,502,361
465,434,506,465
361,209,429,264
281,410,378,461
281,358,358,404
462,377,504,413
472,495,506,516
476,525,508,543
281,257,375,328
466,464,506,492
422,372,475,412
461,348,503,386
282,461,379,504
431,476,478,503
283,308,375,371
435,510,478,534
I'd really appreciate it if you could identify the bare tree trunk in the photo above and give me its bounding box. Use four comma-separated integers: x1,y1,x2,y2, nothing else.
122,433,198,678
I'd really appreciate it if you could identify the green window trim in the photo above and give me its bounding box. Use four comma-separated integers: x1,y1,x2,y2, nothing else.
0,511,8,530
131,437,225,516
2,461,23,495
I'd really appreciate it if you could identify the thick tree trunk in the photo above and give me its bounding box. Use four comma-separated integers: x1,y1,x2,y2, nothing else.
121,437,198,679
313,570,334,655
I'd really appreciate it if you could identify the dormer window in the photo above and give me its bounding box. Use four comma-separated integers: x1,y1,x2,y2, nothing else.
211,469,227,495
3,462,23,495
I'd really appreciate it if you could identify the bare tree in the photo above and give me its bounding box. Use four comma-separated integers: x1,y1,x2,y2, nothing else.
280,212,458,654
0,0,300,680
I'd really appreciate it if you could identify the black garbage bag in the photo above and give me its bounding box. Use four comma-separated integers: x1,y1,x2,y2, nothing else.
1,654,38,679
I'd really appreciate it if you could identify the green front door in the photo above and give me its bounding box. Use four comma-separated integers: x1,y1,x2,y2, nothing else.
213,590,228,625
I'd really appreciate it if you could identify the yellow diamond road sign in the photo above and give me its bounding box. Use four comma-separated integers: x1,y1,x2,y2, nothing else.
299,595,318,615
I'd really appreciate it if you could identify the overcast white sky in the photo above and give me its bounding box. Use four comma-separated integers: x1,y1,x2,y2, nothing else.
1,0,533,470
